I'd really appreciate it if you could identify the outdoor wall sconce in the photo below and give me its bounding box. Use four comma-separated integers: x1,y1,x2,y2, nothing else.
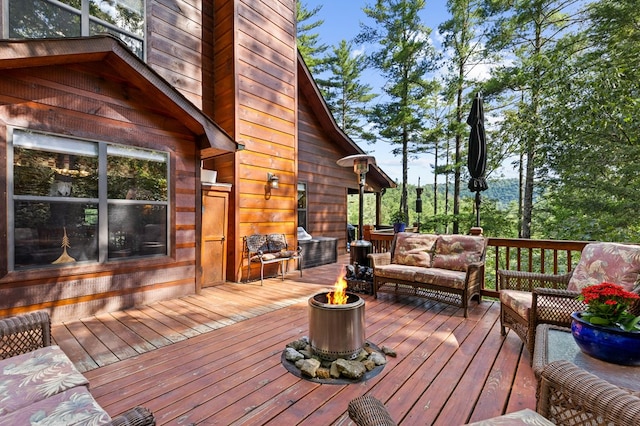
267,173,279,189
265,172,279,199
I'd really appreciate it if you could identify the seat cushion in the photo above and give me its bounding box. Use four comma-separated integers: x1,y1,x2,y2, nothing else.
0,386,110,425
432,235,485,272
500,290,532,320
374,264,420,282
0,345,89,416
465,408,554,425
413,268,467,290
567,243,640,292
391,232,438,267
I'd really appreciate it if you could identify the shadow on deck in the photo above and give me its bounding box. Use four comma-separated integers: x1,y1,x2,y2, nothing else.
51,255,536,425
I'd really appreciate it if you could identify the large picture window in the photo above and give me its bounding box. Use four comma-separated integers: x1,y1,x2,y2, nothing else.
10,129,169,270
7,0,145,58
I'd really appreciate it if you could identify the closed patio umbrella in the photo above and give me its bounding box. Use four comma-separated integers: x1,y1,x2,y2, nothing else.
467,92,488,227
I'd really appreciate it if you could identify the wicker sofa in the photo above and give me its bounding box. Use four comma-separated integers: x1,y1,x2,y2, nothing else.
0,311,155,425
368,232,487,318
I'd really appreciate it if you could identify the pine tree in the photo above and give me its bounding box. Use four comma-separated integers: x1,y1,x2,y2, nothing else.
319,40,377,144
357,0,439,220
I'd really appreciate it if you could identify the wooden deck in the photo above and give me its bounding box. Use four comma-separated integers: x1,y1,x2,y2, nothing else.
51,255,536,425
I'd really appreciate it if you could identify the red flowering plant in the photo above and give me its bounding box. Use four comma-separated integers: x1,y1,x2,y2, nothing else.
578,282,640,332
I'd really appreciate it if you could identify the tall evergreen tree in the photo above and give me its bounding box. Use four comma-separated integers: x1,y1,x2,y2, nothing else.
320,40,377,144
296,1,328,74
537,0,640,241
439,0,487,233
357,0,438,220
484,0,587,238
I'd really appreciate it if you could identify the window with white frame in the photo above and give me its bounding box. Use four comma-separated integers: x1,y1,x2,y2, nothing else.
10,129,169,270
6,0,145,58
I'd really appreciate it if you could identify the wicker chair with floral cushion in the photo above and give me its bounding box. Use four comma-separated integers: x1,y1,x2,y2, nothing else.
497,242,640,357
537,360,640,425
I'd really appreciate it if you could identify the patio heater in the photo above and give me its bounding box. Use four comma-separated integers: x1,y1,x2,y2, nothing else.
337,154,376,267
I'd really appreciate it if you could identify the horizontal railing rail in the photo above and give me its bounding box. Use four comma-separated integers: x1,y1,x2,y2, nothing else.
364,230,591,299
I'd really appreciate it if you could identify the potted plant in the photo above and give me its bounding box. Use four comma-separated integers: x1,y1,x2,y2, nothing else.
390,210,407,233
571,282,640,365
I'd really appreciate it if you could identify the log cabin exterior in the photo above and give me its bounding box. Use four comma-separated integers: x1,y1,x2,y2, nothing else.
0,0,394,322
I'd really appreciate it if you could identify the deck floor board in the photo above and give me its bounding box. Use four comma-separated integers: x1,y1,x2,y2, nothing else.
51,255,535,425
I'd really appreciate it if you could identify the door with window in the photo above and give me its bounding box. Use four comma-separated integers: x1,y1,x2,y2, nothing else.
201,186,229,287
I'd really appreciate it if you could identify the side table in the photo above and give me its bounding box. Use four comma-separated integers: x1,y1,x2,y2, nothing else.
533,324,640,391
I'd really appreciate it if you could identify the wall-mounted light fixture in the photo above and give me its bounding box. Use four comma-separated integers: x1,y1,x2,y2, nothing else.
267,172,279,189
265,172,279,199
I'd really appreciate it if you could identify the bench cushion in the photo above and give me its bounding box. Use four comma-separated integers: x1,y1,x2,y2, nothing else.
0,385,110,425
0,345,89,416
432,235,485,272
414,268,468,290
374,264,420,282
391,233,438,267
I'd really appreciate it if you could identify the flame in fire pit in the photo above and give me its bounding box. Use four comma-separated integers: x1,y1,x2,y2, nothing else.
327,272,348,304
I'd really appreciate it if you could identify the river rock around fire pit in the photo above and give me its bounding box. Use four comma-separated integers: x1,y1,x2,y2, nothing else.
281,337,388,384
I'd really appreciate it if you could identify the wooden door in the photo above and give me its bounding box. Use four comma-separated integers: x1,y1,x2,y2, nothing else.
201,187,229,287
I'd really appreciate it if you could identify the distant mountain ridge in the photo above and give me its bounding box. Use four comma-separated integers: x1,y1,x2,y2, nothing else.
427,178,520,209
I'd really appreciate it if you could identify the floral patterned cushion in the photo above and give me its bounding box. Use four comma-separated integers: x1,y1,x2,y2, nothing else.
391,232,438,267
567,243,640,292
0,346,89,416
465,408,553,425
0,386,110,425
432,235,486,272
414,268,467,290
374,264,420,282
499,290,532,319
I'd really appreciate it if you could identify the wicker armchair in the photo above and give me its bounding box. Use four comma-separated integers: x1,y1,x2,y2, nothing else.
0,312,155,426
537,360,640,425
497,242,640,357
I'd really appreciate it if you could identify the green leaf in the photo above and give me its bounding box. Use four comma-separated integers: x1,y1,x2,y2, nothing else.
588,316,612,326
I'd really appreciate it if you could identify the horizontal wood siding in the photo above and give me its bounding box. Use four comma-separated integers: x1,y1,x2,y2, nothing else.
298,94,357,252
147,0,205,108
229,0,297,281
0,63,201,322
212,0,236,135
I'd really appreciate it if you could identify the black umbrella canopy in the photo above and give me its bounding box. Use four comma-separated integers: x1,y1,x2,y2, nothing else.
467,93,488,192
467,93,488,227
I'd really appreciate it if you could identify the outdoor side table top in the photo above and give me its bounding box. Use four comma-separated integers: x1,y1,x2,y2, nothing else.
533,324,640,391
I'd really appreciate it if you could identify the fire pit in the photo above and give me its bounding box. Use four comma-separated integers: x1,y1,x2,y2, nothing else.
281,271,392,383
308,291,365,360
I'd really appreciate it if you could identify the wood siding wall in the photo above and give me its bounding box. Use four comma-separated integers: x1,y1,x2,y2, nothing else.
147,0,207,109
0,63,201,322
298,92,359,253
211,0,298,282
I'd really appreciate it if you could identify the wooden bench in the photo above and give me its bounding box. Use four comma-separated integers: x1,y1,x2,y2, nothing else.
243,234,302,285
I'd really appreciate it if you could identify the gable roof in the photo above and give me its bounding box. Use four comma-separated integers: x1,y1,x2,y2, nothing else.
0,35,237,156
297,52,396,190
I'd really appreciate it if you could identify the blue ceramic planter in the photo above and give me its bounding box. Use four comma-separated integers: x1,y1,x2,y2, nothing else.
571,311,640,366
393,223,406,233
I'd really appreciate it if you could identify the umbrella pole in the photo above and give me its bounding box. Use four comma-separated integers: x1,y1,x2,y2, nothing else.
475,191,481,227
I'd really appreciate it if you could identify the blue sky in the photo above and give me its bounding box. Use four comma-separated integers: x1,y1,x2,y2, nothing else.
302,0,452,186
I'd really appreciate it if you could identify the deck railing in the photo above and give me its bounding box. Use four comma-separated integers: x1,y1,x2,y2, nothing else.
363,228,590,299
